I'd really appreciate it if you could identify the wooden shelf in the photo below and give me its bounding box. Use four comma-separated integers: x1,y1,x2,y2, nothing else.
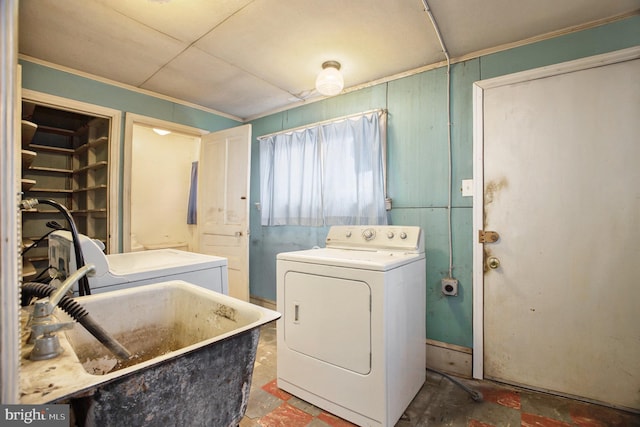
28,144,74,154
21,120,37,147
21,209,65,214
22,260,37,279
30,166,73,174
21,179,36,191
25,255,48,262
26,188,73,193
22,150,36,169
74,161,108,173
72,208,107,215
75,136,108,153
73,184,107,193
36,124,77,136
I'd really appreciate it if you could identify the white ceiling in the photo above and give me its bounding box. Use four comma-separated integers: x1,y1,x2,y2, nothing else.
19,0,639,120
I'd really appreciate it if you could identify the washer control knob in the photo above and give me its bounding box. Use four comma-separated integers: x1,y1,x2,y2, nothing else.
362,228,375,240
346,231,352,238
400,232,407,239
387,231,395,239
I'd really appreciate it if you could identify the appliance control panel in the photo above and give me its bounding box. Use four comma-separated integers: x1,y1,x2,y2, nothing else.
325,225,424,253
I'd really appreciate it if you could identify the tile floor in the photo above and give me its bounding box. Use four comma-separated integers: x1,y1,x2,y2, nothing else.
241,323,640,427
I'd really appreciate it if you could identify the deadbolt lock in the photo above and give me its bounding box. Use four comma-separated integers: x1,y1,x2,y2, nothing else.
487,257,500,269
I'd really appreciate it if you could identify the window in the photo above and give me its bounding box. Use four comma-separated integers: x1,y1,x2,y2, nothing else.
259,110,387,226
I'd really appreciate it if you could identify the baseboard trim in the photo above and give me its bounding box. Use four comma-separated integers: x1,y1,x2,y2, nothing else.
426,339,473,378
250,295,277,311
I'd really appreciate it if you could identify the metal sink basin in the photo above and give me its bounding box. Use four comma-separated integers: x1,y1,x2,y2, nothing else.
21,280,280,426
61,280,279,375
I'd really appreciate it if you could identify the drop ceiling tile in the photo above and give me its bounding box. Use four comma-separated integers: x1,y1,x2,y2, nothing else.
427,0,640,58
94,0,255,43
19,0,187,86
140,46,294,119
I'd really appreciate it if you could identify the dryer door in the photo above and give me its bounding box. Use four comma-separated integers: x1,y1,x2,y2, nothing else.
283,271,371,374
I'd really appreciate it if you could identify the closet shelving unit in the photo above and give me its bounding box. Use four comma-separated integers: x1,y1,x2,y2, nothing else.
21,119,40,279
21,104,110,278
71,118,110,247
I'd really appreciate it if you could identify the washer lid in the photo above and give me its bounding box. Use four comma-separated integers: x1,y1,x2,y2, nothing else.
106,249,227,276
277,247,424,271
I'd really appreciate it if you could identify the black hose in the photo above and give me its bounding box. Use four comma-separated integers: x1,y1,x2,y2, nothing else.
427,367,483,402
36,199,91,296
21,228,60,256
28,266,55,284
46,220,66,230
23,283,131,360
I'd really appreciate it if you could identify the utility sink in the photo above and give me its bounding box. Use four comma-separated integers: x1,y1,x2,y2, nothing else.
61,280,279,375
20,279,280,422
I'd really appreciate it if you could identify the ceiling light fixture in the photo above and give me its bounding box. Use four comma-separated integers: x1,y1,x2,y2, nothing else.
315,61,344,96
152,128,171,136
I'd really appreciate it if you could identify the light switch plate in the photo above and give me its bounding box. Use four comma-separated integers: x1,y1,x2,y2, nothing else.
461,179,473,197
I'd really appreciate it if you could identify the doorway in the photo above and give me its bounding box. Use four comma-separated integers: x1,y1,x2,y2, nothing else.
472,47,640,411
123,114,207,253
124,115,252,300
129,124,201,252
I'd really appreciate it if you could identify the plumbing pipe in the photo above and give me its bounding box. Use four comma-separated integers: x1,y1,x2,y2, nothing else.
22,282,131,360
421,0,454,279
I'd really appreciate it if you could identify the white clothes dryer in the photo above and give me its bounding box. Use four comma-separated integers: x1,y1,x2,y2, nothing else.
276,225,426,427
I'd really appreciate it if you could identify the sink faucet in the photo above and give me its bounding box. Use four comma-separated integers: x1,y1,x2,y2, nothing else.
28,264,96,361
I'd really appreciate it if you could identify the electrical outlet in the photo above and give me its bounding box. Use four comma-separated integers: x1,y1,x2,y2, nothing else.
441,277,458,296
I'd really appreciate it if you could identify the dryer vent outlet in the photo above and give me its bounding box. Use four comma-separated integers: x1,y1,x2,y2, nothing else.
441,278,458,296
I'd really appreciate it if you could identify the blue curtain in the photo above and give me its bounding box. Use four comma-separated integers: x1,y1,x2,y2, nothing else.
187,161,198,224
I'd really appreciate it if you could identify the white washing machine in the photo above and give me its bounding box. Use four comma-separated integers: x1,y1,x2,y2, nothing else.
48,231,228,295
276,225,426,427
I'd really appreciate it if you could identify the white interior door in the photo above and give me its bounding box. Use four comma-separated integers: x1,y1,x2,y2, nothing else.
198,124,251,301
473,49,640,411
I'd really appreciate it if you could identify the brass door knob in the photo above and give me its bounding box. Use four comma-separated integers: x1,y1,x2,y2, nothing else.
487,257,500,269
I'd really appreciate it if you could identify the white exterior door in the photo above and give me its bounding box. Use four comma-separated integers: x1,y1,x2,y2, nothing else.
473,49,640,410
198,124,251,301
